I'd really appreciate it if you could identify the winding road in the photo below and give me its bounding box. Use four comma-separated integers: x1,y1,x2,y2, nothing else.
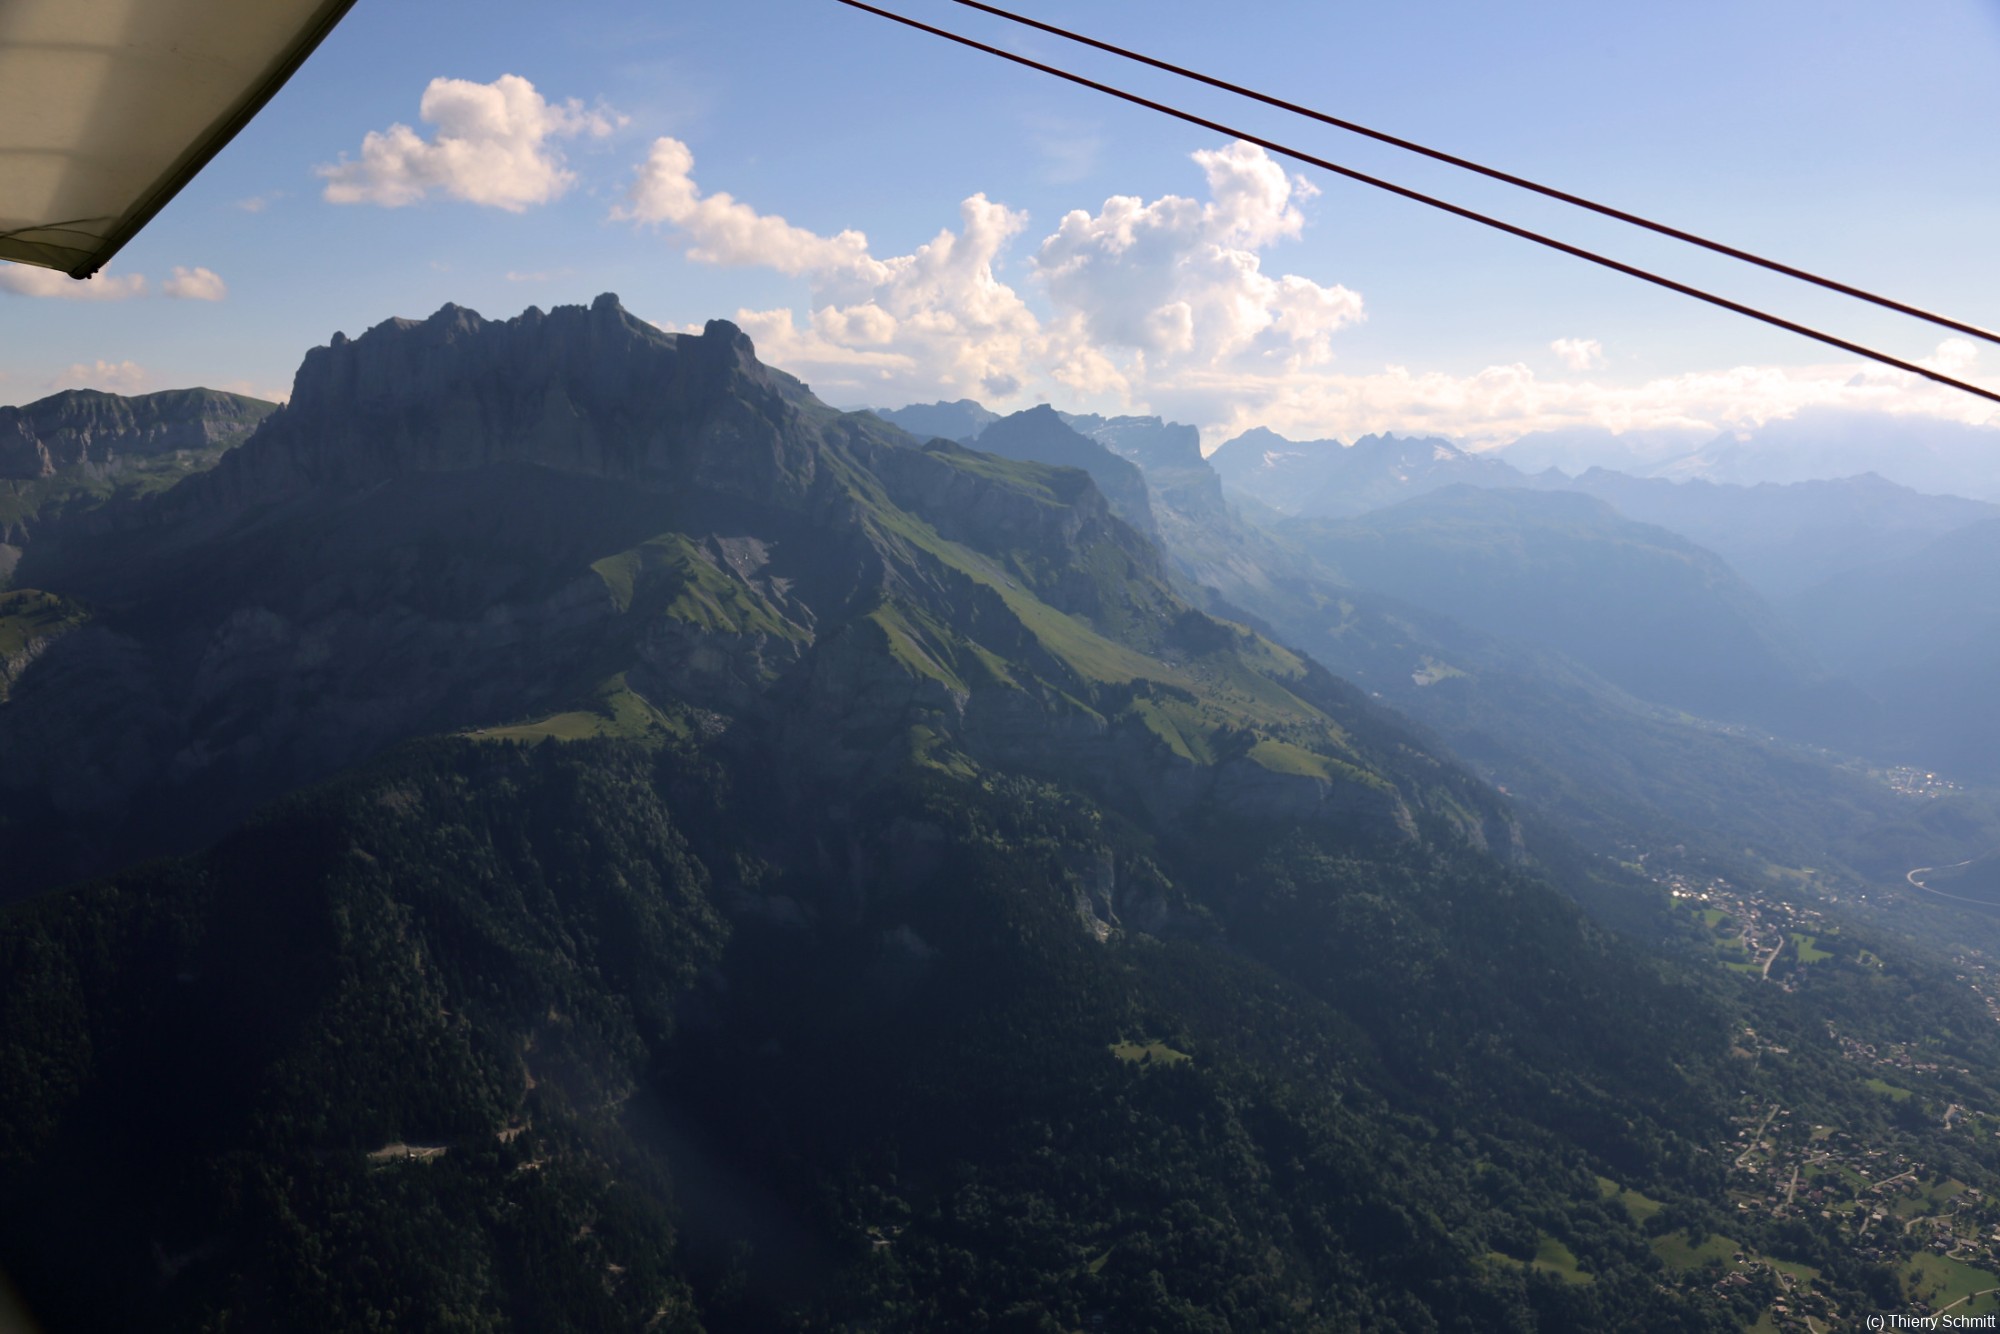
1905,860,1998,909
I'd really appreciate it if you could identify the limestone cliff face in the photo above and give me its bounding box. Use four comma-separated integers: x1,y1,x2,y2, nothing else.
1066,413,1203,475
868,399,998,443
0,388,274,482
855,436,1173,629
1075,415,1228,523
173,295,826,517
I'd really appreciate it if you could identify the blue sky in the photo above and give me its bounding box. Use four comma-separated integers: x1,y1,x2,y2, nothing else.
3,0,1997,447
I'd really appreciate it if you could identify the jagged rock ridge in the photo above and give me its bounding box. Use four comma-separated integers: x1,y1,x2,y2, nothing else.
1210,425,1526,517
0,387,273,482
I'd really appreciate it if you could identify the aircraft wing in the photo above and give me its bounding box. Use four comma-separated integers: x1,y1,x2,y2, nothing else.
0,0,358,279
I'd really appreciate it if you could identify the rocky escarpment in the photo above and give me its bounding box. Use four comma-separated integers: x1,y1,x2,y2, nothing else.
1,389,276,577
1071,414,1203,470
1069,413,1228,522
160,295,831,522
855,436,1171,622
0,388,274,482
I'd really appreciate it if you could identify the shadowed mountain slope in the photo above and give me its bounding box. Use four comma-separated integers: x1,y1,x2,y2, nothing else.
967,404,1160,539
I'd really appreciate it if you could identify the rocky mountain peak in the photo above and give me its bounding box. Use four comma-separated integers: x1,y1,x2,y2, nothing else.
1211,424,1527,517
0,388,276,481
1065,414,1205,472
184,295,820,515
1349,431,1468,464
973,405,1158,538
867,398,999,443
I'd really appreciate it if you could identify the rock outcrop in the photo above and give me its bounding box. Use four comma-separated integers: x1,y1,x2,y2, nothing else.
968,406,1159,540
0,388,274,481
171,296,828,518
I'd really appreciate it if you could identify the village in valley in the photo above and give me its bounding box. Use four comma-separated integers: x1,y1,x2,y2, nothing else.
1608,857,2000,1328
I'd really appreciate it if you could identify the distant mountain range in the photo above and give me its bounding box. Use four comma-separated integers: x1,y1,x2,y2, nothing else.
1776,514,2000,779
1276,485,1860,738
1203,422,1999,595
867,397,997,443
870,396,2000,830
1188,415,2000,780
0,387,275,579
1209,425,1525,518
1500,407,2000,501
1543,469,1998,598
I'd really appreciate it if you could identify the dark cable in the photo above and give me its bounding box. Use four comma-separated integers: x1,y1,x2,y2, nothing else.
832,0,2000,408
949,0,2000,351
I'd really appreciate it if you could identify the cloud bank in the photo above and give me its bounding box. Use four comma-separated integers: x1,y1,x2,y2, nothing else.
617,136,1359,413
163,267,228,302
1185,343,1997,450
320,75,623,211
48,360,150,394
1550,338,1605,371
615,135,1997,445
0,267,148,300
1,264,230,303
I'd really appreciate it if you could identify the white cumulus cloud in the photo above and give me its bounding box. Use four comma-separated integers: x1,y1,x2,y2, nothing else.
1920,337,1978,376
734,193,1047,404
0,266,147,300
618,137,1042,403
163,266,227,302
1189,349,2000,451
319,75,623,211
1032,141,1357,377
48,360,150,394
619,137,1360,409
615,137,883,276
1550,337,1605,371
613,138,1998,445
